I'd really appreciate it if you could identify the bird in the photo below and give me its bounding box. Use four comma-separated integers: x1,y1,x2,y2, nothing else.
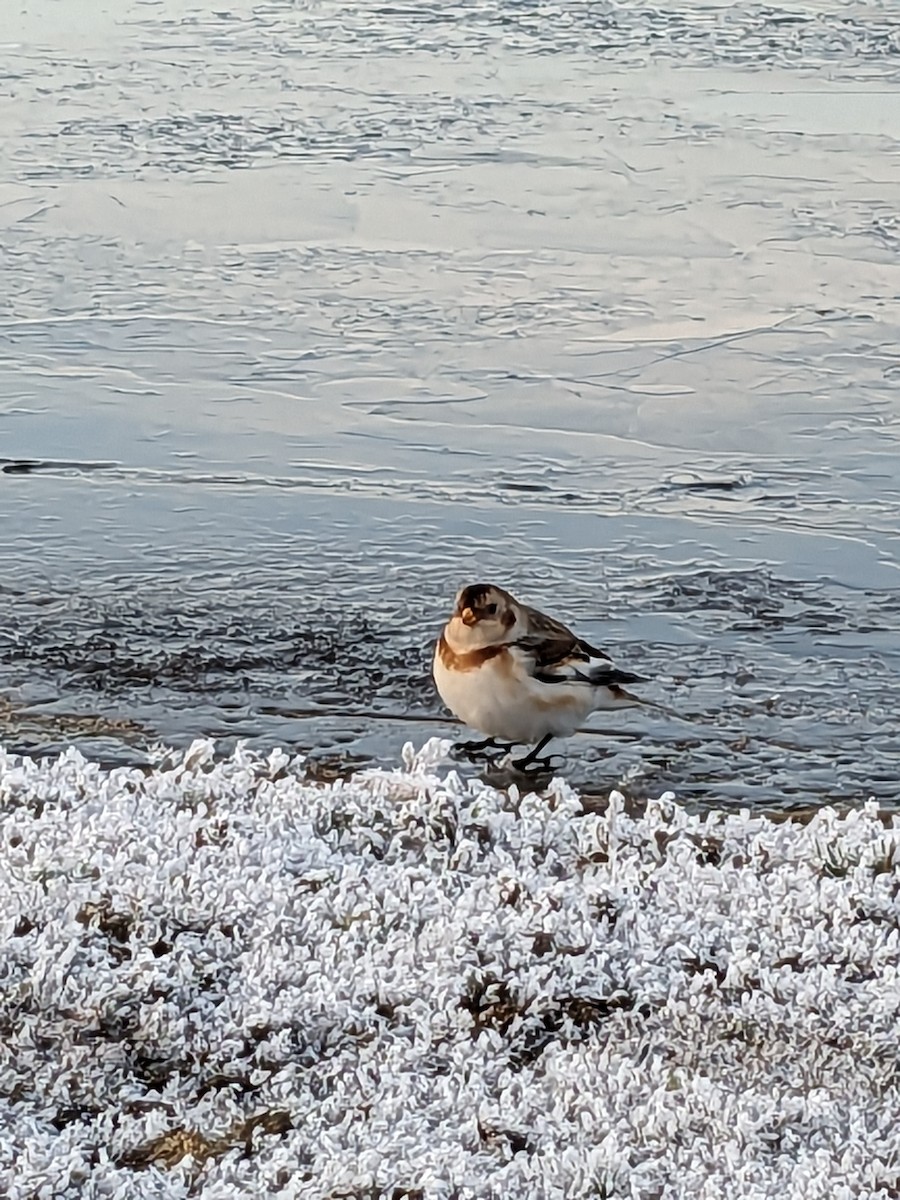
432,582,645,770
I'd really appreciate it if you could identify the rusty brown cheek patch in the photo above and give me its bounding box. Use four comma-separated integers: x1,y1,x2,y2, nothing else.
437,636,508,673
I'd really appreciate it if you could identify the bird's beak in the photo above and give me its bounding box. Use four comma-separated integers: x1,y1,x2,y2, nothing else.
460,606,476,626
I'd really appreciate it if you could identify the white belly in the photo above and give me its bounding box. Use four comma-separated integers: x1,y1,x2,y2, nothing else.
433,645,592,744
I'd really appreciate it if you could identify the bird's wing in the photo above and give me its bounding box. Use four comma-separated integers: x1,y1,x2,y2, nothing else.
518,603,611,663
514,606,645,688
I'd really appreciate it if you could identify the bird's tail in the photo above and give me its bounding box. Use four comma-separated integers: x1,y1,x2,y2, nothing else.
600,687,687,722
583,664,648,711
587,664,646,688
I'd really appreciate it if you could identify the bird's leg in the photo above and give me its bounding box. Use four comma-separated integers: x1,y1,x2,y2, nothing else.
511,734,556,771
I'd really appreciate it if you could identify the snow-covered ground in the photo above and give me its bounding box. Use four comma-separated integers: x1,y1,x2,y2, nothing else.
1,738,898,1199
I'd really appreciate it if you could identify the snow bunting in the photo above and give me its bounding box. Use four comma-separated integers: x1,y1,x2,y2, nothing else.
433,582,645,768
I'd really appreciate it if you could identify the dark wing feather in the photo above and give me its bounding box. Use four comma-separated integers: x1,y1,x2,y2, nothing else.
529,659,647,687
518,603,611,666
581,663,647,687
515,604,645,687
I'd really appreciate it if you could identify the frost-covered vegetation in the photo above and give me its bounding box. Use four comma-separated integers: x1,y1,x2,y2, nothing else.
1,739,898,1199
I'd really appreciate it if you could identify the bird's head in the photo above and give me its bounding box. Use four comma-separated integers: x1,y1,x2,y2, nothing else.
446,582,518,649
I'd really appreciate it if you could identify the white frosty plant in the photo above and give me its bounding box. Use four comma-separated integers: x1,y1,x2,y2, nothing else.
0,740,898,1200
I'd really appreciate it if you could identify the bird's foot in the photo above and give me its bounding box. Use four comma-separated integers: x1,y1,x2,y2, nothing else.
456,736,495,754
508,734,557,773
453,737,515,762
510,752,565,775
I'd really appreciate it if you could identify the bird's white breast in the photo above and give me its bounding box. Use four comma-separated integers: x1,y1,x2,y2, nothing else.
433,642,592,743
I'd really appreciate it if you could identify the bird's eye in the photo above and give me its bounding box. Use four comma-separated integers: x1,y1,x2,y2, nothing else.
485,603,498,616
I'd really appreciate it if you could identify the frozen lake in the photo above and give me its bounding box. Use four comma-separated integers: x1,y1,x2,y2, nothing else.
1,0,899,809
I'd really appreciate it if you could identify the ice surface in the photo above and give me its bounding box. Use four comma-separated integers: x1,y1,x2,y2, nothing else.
0,738,898,1198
